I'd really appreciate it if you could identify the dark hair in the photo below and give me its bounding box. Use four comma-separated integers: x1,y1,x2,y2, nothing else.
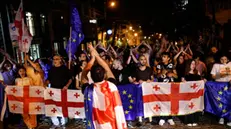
90,65,105,83
219,53,229,59
185,60,198,75
161,52,170,58
16,66,27,78
2,61,12,72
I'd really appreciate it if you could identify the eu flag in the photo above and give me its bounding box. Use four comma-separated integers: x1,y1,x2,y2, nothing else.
66,1,84,59
117,84,144,120
205,81,231,120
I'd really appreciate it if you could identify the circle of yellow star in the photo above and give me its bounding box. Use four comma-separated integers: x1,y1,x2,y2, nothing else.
222,109,227,113
224,86,228,91
129,105,133,109
219,103,223,108
122,90,127,95
128,94,132,98
130,99,134,103
218,91,223,95
216,97,221,101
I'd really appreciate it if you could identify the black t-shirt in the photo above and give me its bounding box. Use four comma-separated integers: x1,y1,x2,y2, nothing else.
112,69,122,83
132,67,152,82
175,63,186,82
48,65,72,89
157,62,176,82
184,74,201,81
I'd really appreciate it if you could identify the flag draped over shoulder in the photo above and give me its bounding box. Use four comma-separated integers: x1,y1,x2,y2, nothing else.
204,81,231,120
14,1,32,53
142,81,204,118
84,81,127,129
44,88,85,118
66,1,84,59
5,86,45,114
117,84,143,120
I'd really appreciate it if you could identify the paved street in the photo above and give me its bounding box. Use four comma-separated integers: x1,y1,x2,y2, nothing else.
1,114,231,129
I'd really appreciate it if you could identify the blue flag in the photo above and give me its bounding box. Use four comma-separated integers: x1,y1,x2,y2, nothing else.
66,1,84,59
205,81,231,120
117,84,144,120
84,84,95,129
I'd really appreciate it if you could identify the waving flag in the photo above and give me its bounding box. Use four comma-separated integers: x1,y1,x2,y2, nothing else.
66,1,84,59
142,81,204,118
44,88,85,118
5,86,45,114
84,81,127,129
204,81,231,120
14,1,32,53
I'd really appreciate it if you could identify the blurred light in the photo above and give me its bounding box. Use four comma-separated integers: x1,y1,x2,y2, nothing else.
139,26,141,28
134,33,138,37
26,12,32,17
148,37,151,39
61,16,63,19
104,32,107,35
156,33,158,35
133,30,135,32
30,56,33,60
144,36,147,39
89,19,97,24
159,33,162,37
115,36,117,39
107,29,112,35
118,38,121,41
110,1,116,7
151,34,154,36
40,14,45,18
129,26,133,30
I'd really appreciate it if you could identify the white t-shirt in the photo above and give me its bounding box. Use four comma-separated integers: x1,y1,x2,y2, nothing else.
211,62,231,82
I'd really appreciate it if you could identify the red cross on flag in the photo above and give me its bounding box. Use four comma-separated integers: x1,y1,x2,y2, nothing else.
142,81,204,118
5,86,45,114
14,1,32,53
44,88,85,119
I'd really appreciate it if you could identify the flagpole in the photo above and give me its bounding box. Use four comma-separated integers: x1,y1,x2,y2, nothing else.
19,0,23,64
68,27,72,70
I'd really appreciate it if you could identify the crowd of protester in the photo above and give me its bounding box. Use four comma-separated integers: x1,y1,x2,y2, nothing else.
0,34,231,129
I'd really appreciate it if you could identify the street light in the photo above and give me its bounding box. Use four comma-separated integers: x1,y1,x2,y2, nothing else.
110,1,116,7
129,26,133,30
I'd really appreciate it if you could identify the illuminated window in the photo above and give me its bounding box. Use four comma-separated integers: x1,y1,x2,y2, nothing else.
29,44,40,60
26,12,35,36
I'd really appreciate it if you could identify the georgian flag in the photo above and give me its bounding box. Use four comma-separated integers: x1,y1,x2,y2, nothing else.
44,88,85,118
5,86,45,114
14,1,32,53
92,81,127,129
142,81,204,118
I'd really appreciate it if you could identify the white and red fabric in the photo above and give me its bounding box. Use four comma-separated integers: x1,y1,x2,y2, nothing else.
44,88,85,119
5,86,45,114
92,81,127,129
142,81,204,118
14,1,32,53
